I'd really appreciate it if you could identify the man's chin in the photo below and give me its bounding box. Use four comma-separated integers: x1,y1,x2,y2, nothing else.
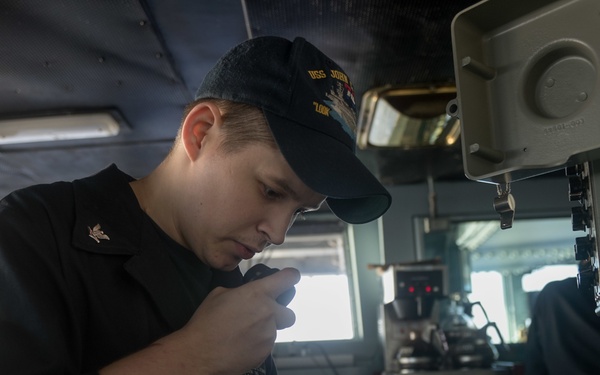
210,257,242,272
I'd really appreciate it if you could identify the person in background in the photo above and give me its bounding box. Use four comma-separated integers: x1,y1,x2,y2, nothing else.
525,267,600,375
0,36,391,374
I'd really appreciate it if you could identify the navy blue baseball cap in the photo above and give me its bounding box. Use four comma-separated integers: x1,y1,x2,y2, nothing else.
195,36,391,224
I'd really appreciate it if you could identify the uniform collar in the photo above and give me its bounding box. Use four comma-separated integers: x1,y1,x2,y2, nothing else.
71,164,142,255
70,164,197,329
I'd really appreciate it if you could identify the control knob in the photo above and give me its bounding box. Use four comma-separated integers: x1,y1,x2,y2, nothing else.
568,176,585,202
571,206,590,232
574,235,595,260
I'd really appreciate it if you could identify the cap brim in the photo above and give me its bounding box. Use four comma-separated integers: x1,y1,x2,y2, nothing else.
264,110,391,224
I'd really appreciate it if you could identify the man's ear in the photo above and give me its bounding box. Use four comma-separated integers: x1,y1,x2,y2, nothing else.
180,101,223,161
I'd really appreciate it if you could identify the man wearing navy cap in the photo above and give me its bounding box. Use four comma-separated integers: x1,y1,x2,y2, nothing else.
0,36,391,374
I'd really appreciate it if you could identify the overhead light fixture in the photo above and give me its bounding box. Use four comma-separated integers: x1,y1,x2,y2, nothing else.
0,112,122,145
357,86,460,150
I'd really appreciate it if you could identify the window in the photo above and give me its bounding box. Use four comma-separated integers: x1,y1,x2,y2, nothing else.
278,272,353,342
420,216,581,344
239,221,357,343
468,271,509,344
521,264,578,292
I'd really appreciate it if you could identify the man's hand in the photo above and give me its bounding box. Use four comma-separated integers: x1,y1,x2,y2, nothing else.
100,267,301,375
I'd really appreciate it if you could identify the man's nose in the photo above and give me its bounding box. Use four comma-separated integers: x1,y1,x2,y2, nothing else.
258,211,294,246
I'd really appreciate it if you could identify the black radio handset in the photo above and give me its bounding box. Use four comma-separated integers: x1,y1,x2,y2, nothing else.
243,264,296,306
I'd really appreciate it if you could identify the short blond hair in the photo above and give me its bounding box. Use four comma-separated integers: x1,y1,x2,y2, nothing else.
180,98,276,153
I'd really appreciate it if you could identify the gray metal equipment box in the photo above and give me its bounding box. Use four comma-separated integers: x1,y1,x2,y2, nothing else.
450,0,600,183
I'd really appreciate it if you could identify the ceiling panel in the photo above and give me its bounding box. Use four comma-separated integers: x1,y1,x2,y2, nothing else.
0,0,483,198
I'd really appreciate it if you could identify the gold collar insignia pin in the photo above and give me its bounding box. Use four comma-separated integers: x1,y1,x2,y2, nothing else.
88,224,110,243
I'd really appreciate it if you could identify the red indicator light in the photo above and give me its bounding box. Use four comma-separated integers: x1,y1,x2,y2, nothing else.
425,285,432,293
408,286,415,293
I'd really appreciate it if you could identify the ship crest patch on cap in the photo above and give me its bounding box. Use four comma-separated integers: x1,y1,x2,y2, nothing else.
325,81,356,139
309,69,357,140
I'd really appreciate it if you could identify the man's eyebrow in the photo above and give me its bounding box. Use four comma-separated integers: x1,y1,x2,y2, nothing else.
271,177,322,211
271,177,299,200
